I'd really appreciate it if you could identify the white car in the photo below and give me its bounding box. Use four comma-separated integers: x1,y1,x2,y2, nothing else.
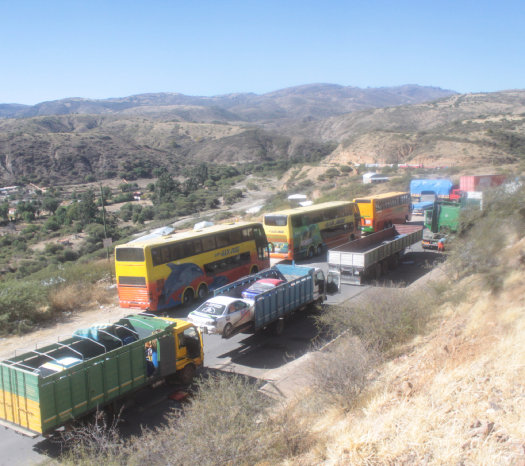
187,295,254,338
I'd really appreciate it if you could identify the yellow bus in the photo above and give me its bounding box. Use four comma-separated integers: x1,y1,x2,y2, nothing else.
114,222,270,311
353,192,411,234
263,201,361,260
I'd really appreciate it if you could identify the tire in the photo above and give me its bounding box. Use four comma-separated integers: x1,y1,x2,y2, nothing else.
308,247,314,258
273,318,285,336
390,253,399,270
179,364,196,385
250,266,258,275
375,263,382,280
316,245,323,256
197,284,208,300
182,289,194,305
222,323,233,339
381,260,389,275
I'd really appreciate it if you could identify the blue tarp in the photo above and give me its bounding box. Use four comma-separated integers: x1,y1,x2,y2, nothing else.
410,179,453,196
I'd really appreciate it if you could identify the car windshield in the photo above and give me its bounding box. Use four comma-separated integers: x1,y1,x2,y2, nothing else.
194,302,226,316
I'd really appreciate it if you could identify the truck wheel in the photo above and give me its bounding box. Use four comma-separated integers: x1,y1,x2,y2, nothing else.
316,245,323,256
308,247,314,258
381,260,389,275
197,284,208,300
272,318,285,336
222,323,233,339
179,364,196,385
390,253,399,269
375,263,382,280
183,289,194,304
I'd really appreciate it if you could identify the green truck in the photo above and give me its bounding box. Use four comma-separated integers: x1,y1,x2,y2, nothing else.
0,314,203,437
422,201,461,249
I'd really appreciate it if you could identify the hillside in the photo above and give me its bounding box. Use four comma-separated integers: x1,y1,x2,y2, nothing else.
1,88,524,186
298,90,525,167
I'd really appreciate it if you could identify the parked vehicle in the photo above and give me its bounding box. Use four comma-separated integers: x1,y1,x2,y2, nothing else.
353,192,411,234
241,278,285,299
459,174,506,192
205,264,326,338
114,221,270,310
263,201,360,260
410,179,454,214
187,295,254,338
327,224,423,286
0,314,203,437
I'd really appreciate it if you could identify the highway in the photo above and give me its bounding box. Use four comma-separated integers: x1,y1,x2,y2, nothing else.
0,242,440,465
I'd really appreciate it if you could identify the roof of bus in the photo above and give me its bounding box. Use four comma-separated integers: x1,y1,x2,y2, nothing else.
263,201,354,217
116,221,260,248
353,191,409,202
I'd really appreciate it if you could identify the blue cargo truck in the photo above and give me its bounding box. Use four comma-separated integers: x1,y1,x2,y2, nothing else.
190,264,326,338
410,179,454,214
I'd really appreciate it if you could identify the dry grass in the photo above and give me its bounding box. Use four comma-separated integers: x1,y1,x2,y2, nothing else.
295,270,525,465
48,282,115,313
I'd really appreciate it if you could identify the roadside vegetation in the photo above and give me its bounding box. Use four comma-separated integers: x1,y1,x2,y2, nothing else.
56,182,524,464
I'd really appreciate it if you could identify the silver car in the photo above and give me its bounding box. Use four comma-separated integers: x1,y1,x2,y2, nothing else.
187,295,254,338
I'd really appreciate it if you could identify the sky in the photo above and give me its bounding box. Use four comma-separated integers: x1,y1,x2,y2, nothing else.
0,0,524,105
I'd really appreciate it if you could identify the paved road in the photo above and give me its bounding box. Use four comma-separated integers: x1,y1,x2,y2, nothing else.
0,235,442,465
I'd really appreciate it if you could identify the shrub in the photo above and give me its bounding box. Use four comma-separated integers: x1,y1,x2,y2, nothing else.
309,335,380,411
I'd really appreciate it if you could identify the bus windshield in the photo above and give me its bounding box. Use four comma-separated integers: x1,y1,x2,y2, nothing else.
264,215,288,226
116,248,145,262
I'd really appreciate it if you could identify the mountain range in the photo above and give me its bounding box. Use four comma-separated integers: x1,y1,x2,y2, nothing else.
1,84,524,186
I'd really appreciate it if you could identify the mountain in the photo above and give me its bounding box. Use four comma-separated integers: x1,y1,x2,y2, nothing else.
1,86,523,186
1,84,455,122
290,90,525,167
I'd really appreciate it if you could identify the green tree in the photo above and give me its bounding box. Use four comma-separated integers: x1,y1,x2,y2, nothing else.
42,196,61,215
78,190,99,226
0,201,8,222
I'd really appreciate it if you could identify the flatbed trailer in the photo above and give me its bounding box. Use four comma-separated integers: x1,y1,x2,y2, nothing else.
327,224,423,286
213,264,326,335
0,315,203,437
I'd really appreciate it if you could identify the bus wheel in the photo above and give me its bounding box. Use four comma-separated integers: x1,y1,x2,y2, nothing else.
316,245,323,256
197,284,208,300
250,266,258,275
182,289,194,305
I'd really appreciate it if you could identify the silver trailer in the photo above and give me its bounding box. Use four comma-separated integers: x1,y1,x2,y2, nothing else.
327,224,423,287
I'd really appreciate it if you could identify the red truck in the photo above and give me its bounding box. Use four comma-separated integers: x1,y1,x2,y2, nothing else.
449,175,506,202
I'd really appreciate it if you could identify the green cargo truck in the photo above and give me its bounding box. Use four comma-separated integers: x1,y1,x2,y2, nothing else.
0,314,203,437
422,201,461,249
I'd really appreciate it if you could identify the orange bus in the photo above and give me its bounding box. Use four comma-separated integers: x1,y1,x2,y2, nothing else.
114,222,270,311
263,201,361,260
353,192,411,234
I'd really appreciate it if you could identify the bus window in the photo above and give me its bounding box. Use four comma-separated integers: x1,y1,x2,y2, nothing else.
264,216,287,227
116,248,145,262
202,236,216,252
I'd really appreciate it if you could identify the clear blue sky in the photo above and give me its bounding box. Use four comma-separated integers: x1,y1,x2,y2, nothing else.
1,0,523,105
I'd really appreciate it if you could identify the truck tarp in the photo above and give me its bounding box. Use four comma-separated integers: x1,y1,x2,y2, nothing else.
410,179,454,197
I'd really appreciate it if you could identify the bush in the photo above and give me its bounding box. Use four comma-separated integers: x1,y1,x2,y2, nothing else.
61,373,310,465
0,280,52,335
309,336,380,411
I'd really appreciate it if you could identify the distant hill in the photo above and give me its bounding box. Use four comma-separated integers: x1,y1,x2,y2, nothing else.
288,90,525,167
0,84,456,122
1,86,523,186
